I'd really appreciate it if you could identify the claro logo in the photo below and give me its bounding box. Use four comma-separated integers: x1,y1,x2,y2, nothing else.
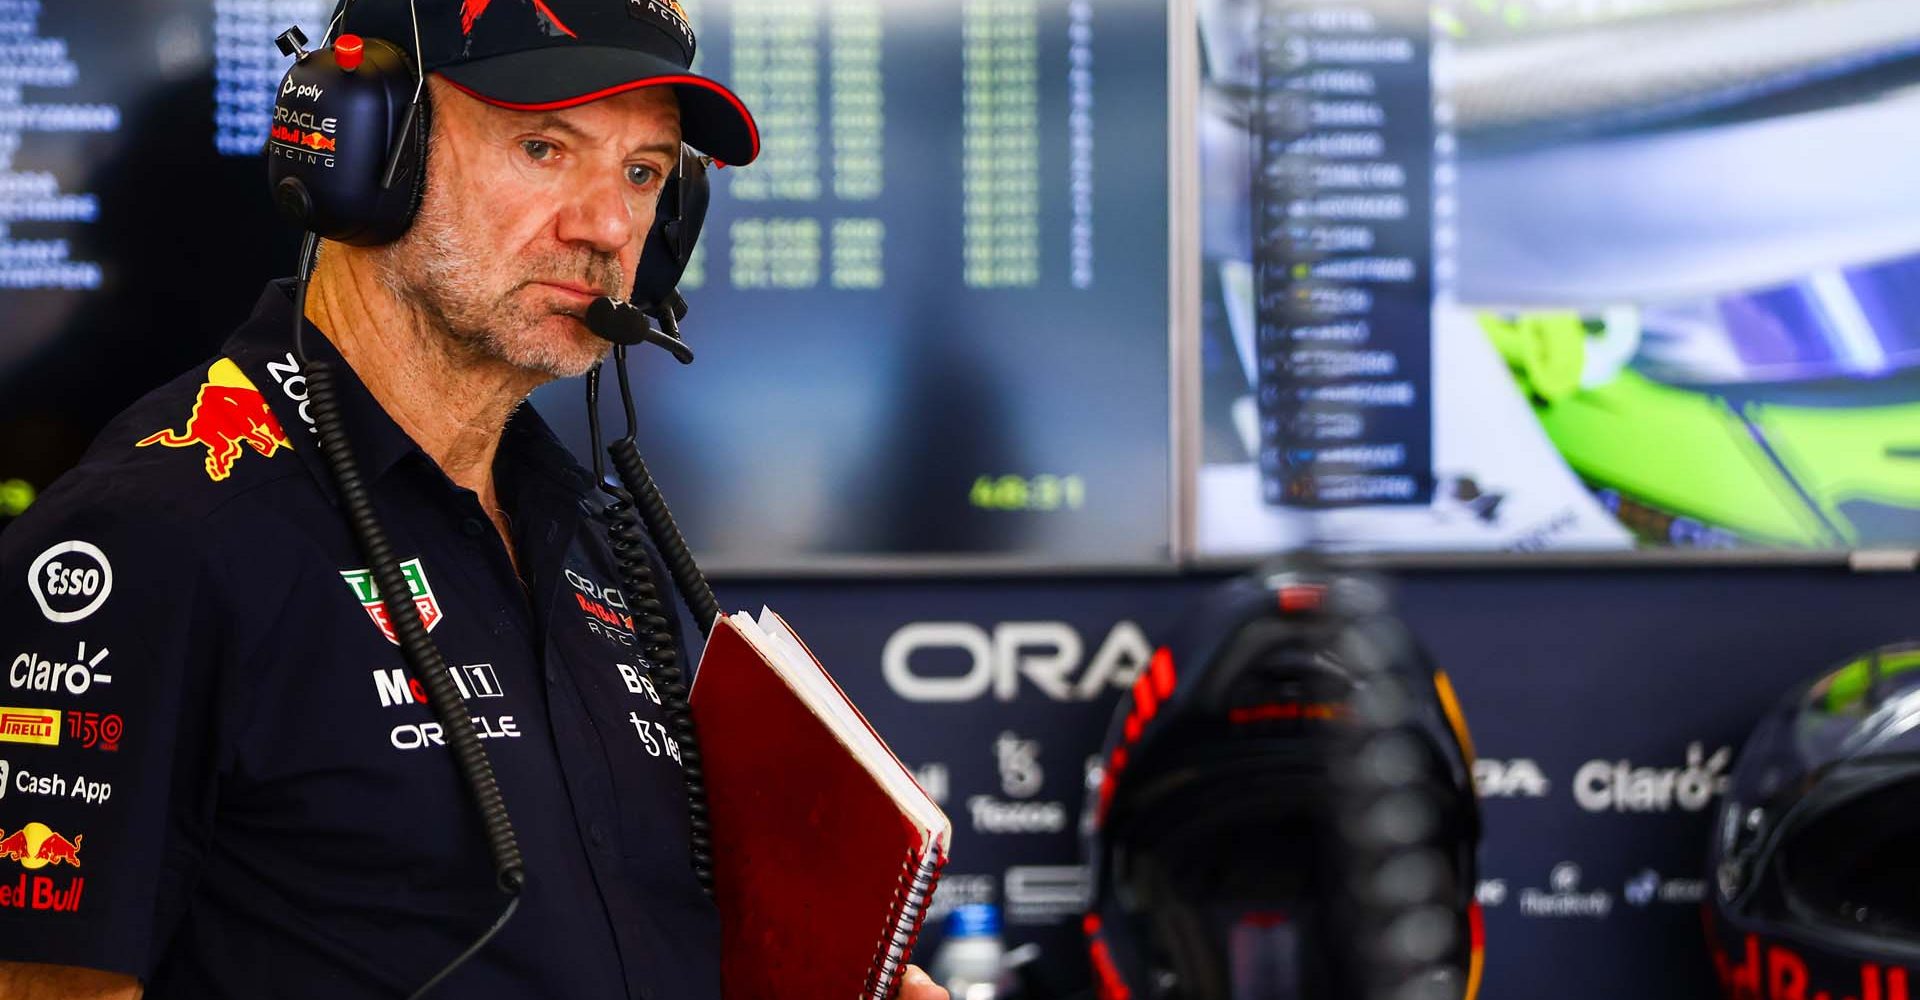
1574,743,1731,814
882,621,1152,702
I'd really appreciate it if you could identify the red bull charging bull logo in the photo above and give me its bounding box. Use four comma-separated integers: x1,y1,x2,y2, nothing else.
269,123,338,153
0,822,82,869
137,358,291,481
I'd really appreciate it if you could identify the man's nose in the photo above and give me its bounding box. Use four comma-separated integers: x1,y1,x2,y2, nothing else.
556,169,636,255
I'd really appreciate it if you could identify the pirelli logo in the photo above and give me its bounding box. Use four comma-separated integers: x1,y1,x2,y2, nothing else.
0,708,60,747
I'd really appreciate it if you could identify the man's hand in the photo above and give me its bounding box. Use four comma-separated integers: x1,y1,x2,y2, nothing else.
899,964,950,1000
0,962,140,999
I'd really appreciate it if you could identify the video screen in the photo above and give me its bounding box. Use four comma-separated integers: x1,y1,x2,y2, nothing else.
1195,0,1920,557
533,0,1174,572
0,0,1173,572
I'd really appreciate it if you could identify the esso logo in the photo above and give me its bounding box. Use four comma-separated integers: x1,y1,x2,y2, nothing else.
27,541,113,624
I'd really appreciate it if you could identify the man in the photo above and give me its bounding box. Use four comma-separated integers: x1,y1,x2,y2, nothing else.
0,1,948,997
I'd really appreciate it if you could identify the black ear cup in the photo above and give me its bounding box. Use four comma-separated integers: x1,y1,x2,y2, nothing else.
266,35,425,246
631,148,710,311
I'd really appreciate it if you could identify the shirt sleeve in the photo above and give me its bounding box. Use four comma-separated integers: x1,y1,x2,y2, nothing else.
0,484,215,977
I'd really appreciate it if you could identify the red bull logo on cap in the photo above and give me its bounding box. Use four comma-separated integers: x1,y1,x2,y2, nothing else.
137,358,291,482
0,822,82,870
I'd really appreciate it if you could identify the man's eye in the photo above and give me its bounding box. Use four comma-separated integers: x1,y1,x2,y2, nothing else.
627,164,659,187
521,139,554,161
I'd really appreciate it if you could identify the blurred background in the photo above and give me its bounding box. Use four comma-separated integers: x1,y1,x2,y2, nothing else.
3,0,1919,995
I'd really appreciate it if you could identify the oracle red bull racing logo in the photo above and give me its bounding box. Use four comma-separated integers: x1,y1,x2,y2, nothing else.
0,822,81,869
136,358,291,482
269,123,338,153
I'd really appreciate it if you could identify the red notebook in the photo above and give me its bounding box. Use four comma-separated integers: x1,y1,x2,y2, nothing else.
692,608,953,1000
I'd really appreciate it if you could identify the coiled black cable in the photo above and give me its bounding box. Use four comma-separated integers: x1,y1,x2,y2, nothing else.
604,342,721,630
291,235,523,998
586,353,715,897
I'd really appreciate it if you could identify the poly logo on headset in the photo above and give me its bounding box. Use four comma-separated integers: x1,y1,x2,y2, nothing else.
281,78,325,102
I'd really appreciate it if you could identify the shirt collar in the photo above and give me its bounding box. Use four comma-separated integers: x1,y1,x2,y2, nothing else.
223,279,598,503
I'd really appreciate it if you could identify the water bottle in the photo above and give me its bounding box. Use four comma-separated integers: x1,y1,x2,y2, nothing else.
929,903,1006,1000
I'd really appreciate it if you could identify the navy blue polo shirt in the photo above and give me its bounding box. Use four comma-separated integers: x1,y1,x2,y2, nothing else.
0,281,720,998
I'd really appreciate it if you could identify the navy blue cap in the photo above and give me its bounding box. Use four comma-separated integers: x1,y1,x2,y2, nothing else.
337,0,759,165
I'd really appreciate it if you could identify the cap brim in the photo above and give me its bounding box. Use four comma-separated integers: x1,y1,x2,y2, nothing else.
438,47,760,166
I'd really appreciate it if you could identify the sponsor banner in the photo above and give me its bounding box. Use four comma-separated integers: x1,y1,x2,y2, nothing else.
713,572,1918,1000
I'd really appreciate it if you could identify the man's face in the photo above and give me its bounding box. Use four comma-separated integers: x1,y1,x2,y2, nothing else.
377,77,682,378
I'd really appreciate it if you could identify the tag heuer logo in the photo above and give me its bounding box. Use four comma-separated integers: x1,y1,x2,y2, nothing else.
340,559,442,645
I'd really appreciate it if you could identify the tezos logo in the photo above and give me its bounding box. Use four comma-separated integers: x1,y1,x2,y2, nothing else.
968,795,1067,835
27,541,112,624
1573,743,1731,814
1474,757,1549,799
10,643,111,697
883,621,1151,703
995,732,1043,798
281,77,324,102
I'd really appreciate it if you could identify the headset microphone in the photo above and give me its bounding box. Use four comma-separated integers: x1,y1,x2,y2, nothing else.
585,298,695,364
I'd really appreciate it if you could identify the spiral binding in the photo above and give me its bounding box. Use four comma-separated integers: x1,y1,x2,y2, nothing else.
862,844,947,1000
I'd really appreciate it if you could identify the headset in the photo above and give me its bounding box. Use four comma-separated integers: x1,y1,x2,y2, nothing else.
268,6,718,996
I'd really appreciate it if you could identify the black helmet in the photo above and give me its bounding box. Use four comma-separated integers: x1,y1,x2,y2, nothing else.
1081,569,1483,1000
1707,643,1920,1000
